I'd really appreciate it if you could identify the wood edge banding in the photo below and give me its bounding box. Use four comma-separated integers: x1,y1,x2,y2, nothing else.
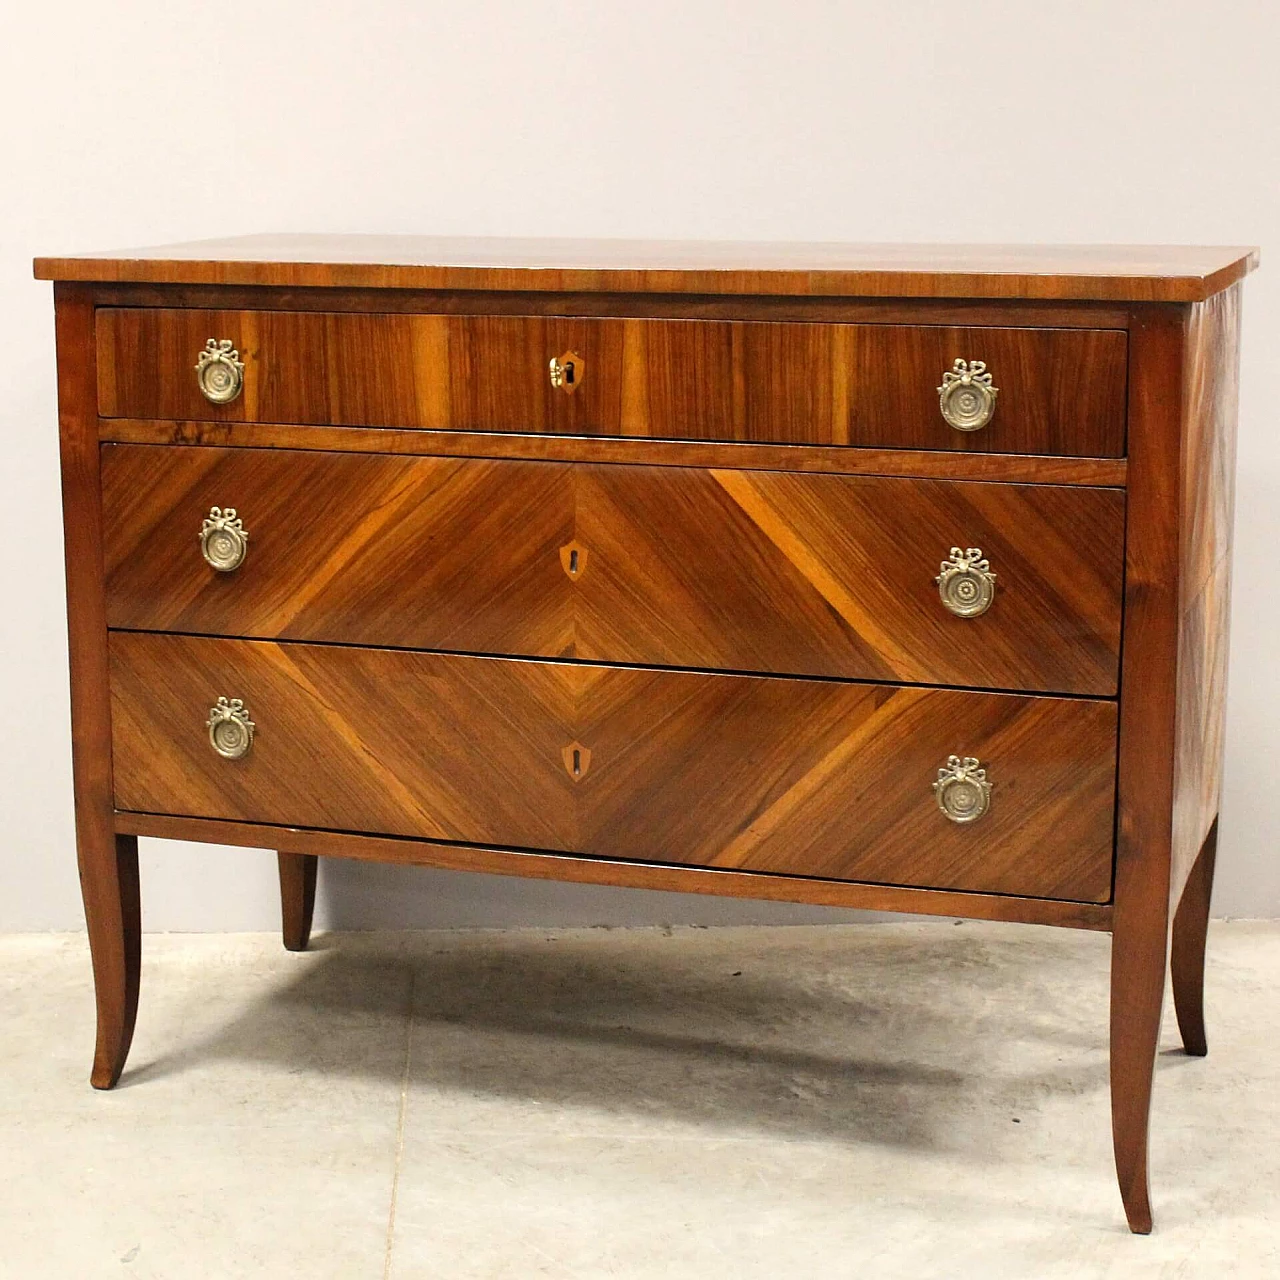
100,419,1129,487
113,810,1114,931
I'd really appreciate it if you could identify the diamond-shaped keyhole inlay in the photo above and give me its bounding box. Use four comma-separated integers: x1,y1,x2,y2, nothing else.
549,350,585,394
562,741,592,782
560,541,588,580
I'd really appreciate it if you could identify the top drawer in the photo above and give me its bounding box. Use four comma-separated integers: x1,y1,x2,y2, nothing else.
96,309,1128,457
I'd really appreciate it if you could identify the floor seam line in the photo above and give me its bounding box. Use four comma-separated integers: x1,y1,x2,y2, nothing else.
383,966,415,1280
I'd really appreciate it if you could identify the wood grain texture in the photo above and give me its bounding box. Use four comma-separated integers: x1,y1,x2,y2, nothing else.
102,445,1125,695
115,812,1114,930
1172,285,1242,907
102,419,1130,487
103,446,575,662
34,234,1259,301
1109,291,1245,1233
96,308,1128,457
1110,305,1189,1234
109,633,1119,903
53,284,143,1091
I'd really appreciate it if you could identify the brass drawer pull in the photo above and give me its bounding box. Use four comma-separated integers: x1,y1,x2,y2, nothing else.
549,350,584,394
195,338,245,404
207,696,255,760
933,755,991,823
938,358,997,431
201,507,249,572
936,547,996,617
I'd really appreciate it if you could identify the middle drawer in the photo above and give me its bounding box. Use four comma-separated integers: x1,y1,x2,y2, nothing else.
101,445,1125,695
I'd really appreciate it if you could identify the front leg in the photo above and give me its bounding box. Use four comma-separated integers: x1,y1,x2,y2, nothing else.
81,832,142,1090
1109,901,1168,1236
55,287,142,1090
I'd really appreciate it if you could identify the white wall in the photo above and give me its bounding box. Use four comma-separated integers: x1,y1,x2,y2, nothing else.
1,1,1276,930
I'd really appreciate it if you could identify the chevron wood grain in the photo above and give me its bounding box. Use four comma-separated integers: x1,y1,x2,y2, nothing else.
102,446,576,659
575,462,1123,694
96,309,1127,456
109,633,1117,903
102,445,1123,695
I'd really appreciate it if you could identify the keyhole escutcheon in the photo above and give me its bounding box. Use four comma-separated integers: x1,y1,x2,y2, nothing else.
562,741,592,782
549,350,585,395
560,541,588,580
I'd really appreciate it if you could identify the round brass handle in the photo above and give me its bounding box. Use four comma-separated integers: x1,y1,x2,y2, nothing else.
936,547,995,617
195,338,245,404
201,507,249,572
933,755,991,823
207,696,255,760
937,358,997,431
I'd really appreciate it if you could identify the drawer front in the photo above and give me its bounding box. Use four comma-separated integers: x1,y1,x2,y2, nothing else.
110,634,1117,902
102,445,1125,695
97,308,1128,457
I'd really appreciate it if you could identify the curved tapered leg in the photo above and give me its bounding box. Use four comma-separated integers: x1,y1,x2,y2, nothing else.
82,833,142,1090
278,852,318,952
55,290,143,1090
1172,819,1219,1057
1110,902,1169,1235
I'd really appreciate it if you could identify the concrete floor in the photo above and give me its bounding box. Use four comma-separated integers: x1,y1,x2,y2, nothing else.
0,922,1276,1278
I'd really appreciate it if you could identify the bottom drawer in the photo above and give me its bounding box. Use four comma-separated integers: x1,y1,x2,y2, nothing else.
109,634,1118,903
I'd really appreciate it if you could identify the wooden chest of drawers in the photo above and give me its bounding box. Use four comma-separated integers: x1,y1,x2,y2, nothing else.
36,236,1257,1232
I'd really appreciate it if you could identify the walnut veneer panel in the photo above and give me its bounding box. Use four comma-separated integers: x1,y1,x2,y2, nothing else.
104,447,575,660
1173,284,1242,902
35,234,1259,301
96,309,1128,456
102,445,1124,694
109,633,1118,902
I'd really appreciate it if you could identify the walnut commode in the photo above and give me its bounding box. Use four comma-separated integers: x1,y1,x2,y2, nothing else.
35,235,1257,1233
